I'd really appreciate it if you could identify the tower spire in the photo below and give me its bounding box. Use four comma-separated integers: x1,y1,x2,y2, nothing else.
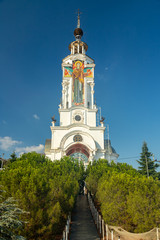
77,9,80,28
74,9,83,40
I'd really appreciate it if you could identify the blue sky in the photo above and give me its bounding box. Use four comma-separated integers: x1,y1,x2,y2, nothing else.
0,0,160,168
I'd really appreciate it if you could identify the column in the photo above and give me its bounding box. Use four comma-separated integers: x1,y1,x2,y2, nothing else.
84,79,87,108
82,45,84,54
62,82,66,108
73,45,75,54
65,82,69,108
90,82,95,109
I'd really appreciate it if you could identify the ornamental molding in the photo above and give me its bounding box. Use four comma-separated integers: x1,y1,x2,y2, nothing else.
59,105,98,112
50,124,106,131
62,54,95,65
60,130,96,151
72,111,84,124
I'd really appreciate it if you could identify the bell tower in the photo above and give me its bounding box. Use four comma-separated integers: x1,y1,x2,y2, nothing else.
60,12,96,128
45,14,119,166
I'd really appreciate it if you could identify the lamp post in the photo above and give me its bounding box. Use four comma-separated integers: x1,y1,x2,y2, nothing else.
145,153,160,179
145,154,149,179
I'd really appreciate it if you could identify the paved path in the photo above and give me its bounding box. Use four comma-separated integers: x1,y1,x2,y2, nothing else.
69,195,100,240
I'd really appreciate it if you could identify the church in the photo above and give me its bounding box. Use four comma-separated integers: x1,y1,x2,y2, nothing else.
45,15,119,167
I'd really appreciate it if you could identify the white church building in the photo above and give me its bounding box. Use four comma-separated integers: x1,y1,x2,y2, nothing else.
45,15,119,166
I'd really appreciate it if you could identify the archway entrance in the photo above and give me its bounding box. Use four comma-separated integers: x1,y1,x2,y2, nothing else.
66,144,90,164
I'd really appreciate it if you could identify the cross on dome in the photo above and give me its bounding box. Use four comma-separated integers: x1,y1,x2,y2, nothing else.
77,9,81,28
74,9,83,40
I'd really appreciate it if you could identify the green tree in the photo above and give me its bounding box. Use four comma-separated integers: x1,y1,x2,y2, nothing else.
137,141,159,178
86,159,160,232
10,152,17,163
96,172,134,231
86,159,138,196
0,190,27,240
86,159,110,196
0,153,83,239
127,177,160,232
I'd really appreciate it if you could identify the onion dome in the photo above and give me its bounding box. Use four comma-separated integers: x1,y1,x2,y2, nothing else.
74,27,83,40
69,10,88,54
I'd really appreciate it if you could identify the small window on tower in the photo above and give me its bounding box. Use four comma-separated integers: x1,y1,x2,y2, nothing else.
73,135,83,142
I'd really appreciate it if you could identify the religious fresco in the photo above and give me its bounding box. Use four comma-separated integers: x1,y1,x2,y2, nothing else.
64,67,72,77
64,60,93,106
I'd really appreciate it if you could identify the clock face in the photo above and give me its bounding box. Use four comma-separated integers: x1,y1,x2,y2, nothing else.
70,152,88,163
75,115,81,121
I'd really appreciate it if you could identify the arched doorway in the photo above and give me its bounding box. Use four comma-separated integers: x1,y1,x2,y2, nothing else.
66,144,90,163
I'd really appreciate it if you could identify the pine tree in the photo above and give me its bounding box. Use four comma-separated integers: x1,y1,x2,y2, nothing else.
137,141,158,178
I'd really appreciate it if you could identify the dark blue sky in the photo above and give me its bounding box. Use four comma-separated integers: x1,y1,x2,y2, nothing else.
0,0,160,168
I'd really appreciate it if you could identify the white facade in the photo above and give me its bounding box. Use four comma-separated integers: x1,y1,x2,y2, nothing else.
45,20,119,166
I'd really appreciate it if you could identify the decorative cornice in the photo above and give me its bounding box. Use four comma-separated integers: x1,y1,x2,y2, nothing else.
62,54,95,64
50,124,106,131
59,106,98,112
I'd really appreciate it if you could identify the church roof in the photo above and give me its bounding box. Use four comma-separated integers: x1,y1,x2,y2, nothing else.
104,139,117,154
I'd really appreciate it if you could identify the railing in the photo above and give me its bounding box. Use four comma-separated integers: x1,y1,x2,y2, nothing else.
61,214,71,240
61,191,159,240
87,191,159,240
87,192,115,240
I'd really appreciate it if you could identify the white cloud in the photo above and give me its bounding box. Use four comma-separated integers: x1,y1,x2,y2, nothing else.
33,114,40,120
0,136,44,157
2,120,7,124
0,136,21,151
15,144,44,156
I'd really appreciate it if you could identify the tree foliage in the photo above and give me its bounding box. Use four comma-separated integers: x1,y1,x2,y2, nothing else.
137,141,159,178
86,159,160,233
0,188,27,240
10,152,17,163
86,159,138,196
0,153,84,240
